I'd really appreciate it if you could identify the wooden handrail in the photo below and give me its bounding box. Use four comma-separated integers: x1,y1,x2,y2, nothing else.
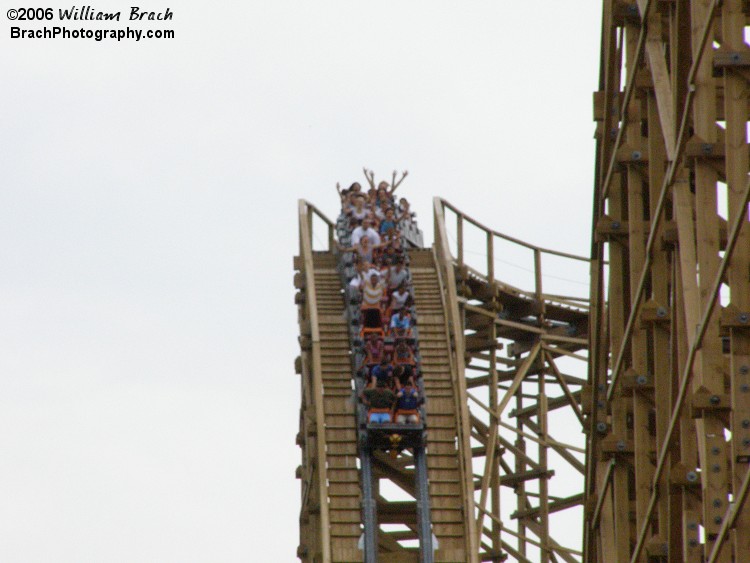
436,197,590,310
433,197,481,563
297,199,332,563
438,198,591,263
300,199,335,251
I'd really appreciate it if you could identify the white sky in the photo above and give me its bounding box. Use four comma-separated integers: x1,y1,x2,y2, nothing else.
1,2,601,561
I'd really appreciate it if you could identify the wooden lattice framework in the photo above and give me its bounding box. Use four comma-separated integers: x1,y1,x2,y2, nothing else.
434,199,591,562
587,1,750,561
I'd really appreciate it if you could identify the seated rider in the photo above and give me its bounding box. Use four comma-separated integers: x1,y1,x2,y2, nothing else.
377,255,392,281
397,197,414,223
379,207,398,238
389,282,410,313
393,338,416,366
389,308,412,338
362,378,396,423
385,229,403,255
345,182,363,208
369,357,393,387
349,261,380,289
361,274,388,329
375,182,392,209
347,235,383,265
348,195,369,225
364,334,384,367
337,181,362,211
387,257,409,292
362,270,386,300
395,382,420,424
351,218,381,247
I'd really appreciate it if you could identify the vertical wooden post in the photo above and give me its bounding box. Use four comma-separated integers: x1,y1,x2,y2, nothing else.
538,367,550,563
487,232,494,284
457,214,464,271
689,2,730,558
489,323,501,556
515,391,527,559
533,249,542,304
623,21,653,552
646,83,678,555
721,1,750,559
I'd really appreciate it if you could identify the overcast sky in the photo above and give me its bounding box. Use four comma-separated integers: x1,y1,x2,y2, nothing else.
1,2,601,561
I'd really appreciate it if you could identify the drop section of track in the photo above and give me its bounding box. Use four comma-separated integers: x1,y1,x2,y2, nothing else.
296,198,474,563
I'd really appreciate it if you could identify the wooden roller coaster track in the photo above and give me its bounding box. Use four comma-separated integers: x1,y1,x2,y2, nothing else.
295,197,591,562
294,3,750,561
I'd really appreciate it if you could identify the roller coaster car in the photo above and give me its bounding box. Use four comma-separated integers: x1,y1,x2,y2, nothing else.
364,421,426,451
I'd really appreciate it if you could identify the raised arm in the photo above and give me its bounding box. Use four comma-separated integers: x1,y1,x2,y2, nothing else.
362,167,376,190
390,170,409,194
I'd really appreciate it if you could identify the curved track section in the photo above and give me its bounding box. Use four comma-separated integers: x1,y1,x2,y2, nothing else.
434,198,589,562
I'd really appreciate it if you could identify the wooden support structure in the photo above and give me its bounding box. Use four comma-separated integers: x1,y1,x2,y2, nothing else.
588,1,750,561
433,199,591,562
